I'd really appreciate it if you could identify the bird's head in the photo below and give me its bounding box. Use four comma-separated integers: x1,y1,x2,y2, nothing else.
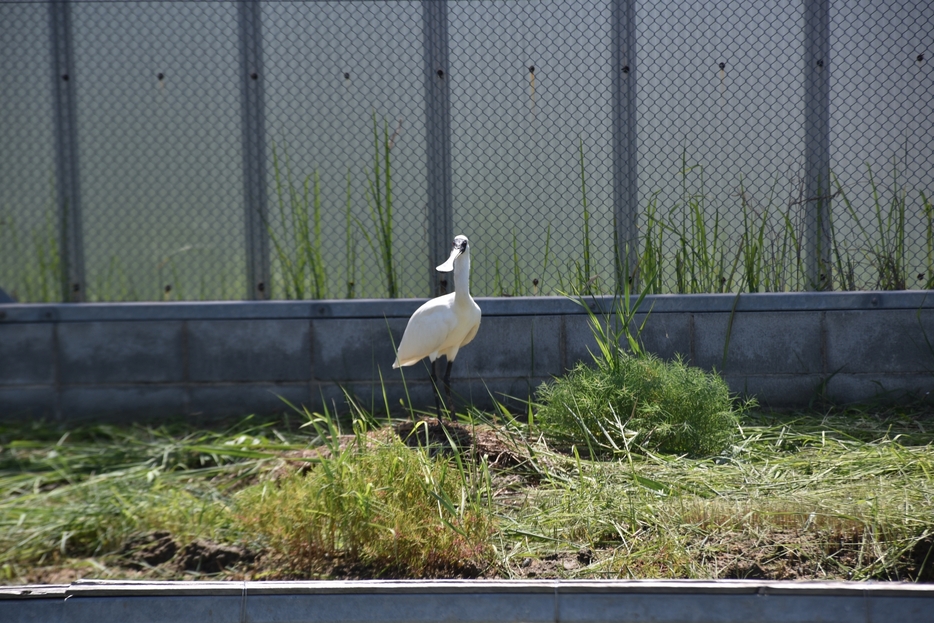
436,235,469,272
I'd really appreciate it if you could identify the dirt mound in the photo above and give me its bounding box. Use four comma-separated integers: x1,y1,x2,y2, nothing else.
119,531,178,570
174,539,254,574
118,532,253,575
393,418,529,469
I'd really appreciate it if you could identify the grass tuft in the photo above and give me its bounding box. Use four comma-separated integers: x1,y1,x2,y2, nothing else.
235,412,495,578
535,354,744,457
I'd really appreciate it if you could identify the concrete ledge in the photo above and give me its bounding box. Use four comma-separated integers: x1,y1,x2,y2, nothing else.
1,579,933,623
2,292,934,421
2,291,933,324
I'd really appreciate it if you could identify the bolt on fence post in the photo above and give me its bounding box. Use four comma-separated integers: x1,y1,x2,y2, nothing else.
422,0,454,297
49,1,85,303
804,0,832,291
238,0,270,300
612,0,639,292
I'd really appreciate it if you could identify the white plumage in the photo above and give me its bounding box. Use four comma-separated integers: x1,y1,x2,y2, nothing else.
393,235,481,419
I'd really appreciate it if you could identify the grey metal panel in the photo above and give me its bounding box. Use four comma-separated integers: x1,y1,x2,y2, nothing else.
57,321,186,384
4,580,934,623
0,323,55,385
187,319,311,382
245,592,553,623
47,0,84,302
422,0,454,297
0,598,65,623
559,591,868,623
64,595,242,623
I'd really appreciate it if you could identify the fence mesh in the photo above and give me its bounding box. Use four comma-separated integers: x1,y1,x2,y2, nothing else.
1,0,931,302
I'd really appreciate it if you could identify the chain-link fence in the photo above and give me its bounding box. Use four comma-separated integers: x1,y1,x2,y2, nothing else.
1,0,931,302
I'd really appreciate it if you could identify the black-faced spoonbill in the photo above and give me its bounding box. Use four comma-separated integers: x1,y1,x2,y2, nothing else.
393,235,481,421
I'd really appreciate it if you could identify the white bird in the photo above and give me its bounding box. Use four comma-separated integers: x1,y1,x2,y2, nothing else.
393,235,481,421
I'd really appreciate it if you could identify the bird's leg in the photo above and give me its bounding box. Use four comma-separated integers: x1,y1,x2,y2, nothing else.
431,359,444,422
443,360,454,421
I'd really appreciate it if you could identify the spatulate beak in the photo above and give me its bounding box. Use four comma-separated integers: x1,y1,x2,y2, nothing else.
436,245,462,273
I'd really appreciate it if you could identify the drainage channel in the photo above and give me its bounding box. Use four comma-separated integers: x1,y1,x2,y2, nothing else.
2,579,933,623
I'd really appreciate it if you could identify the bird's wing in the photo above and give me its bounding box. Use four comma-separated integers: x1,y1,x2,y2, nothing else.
459,317,481,348
394,300,458,366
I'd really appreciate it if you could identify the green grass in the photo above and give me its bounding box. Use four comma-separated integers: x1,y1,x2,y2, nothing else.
0,417,297,576
504,406,934,581
1,402,933,584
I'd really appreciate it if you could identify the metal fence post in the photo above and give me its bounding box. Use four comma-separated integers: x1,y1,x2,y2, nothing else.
238,0,270,300
804,0,831,290
611,0,639,291
422,0,453,297
49,0,85,303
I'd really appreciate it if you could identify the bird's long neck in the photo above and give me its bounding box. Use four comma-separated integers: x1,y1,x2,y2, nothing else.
453,251,471,301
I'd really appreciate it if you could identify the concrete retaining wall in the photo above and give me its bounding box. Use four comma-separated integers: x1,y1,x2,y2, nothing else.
2,579,933,623
2,291,933,421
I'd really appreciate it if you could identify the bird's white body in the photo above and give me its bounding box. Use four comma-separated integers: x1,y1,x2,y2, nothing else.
393,236,481,369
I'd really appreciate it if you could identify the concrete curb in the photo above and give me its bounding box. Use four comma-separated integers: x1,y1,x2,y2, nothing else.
2,292,933,420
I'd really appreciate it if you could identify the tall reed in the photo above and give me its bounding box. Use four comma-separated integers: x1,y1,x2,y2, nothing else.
269,142,328,299
666,152,741,293
834,160,908,290
363,114,399,298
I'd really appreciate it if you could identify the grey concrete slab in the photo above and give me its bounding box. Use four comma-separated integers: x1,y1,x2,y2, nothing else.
188,319,311,382
694,311,822,375
563,314,602,370
58,321,185,384
825,309,934,374
454,315,562,380
449,376,545,410
634,312,692,362
0,324,54,385
563,312,692,369
0,388,57,421
60,386,187,422
823,373,934,404
187,384,312,417
313,318,406,382
721,374,826,407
